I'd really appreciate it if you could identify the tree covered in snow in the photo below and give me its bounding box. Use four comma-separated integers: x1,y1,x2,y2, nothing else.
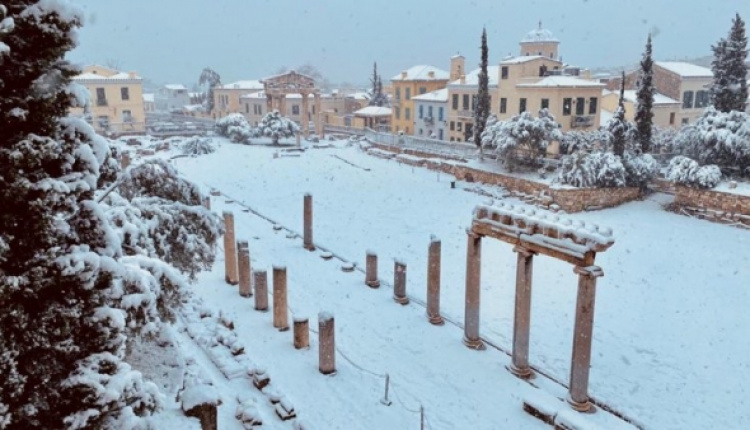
216,113,255,144
673,107,750,174
257,110,300,144
650,126,679,154
473,27,491,150
710,14,748,113
665,156,722,189
481,109,562,169
199,67,221,113
0,4,220,428
368,62,388,107
181,136,216,155
635,33,655,153
609,72,630,157
557,150,627,188
559,129,609,155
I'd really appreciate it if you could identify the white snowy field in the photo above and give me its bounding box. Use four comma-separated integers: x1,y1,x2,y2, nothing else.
163,137,749,429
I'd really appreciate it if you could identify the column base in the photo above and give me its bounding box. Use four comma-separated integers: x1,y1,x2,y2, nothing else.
254,307,269,313
240,292,253,298
428,313,445,326
303,243,316,251
225,277,239,285
277,326,290,332
462,336,486,350
393,295,410,305
566,396,593,413
506,363,533,379
319,369,337,376
366,280,381,288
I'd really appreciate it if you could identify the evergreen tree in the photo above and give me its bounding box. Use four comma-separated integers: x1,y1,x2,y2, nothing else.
474,27,491,149
199,67,222,113
635,33,654,153
609,72,628,157
368,62,388,107
711,14,748,112
370,62,378,98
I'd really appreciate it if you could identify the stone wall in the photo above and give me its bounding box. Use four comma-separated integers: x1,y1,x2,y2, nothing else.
672,185,750,228
369,143,642,213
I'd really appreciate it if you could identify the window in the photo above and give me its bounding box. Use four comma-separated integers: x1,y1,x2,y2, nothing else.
500,98,507,114
519,98,527,113
695,90,710,108
405,107,411,120
450,121,455,131
395,107,401,120
452,94,459,110
438,129,444,140
97,115,110,129
682,91,694,109
438,107,444,121
419,104,424,119
576,97,585,115
428,105,433,118
472,95,478,110
588,97,598,115
245,103,249,113
457,122,462,132
563,98,572,115
541,98,549,110
419,128,423,135
395,87,401,100
501,66,509,79
462,94,469,110
419,87,426,94
669,112,676,125
681,117,689,125
96,88,107,106
405,87,411,100
122,110,132,123
120,87,129,101
292,105,300,115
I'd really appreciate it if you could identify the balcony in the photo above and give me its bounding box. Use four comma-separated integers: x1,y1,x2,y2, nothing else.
457,109,473,118
570,115,594,128
96,98,108,107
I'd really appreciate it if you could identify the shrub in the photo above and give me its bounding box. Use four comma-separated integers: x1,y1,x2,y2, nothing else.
216,113,255,144
665,156,722,189
558,150,626,188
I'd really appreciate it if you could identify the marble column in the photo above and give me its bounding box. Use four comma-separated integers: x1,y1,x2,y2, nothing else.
272,266,289,331
568,265,603,412
253,270,268,312
293,316,309,350
237,241,252,298
463,230,485,350
509,246,536,378
426,236,444,325
365,251,380,288
393,260,409,305
303,194,315,251
318,312,336,375
223,211,238,285
314,93,323,136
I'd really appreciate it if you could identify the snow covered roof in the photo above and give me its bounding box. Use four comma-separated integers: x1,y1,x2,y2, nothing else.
240,91,314,100
520,26,559,43
347,92,371,101
499,55,558,65
517,76,604,88
73,71,142,81
354,106,392,117
412,88,449,102
165,84,187,90
621,90,679,105
220,80,264,90
142,93,155,103
448,66,499,87
655,62,712,78
391,65,450,81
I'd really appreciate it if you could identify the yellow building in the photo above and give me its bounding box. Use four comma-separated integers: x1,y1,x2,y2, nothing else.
70,65,146,135
212,80,264,119
601,90,680,128
390,65,450,134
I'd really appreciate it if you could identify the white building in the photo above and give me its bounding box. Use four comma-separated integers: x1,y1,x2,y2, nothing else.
155,84,190,112
412,88,448,140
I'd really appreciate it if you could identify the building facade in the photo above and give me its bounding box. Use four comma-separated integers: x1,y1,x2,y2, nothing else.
213,80,264,118
70,65,146,135
601,90,681,129
412,88,448,140
390,65,450,134
155,84,190,112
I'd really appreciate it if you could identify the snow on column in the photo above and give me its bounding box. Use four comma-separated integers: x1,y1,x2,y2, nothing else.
253,270,269,312
223,211,239,285
509,246,536,378
293,316,310,350
393,260,409,305
463,229,485,350
318,312,336,375
365,250,380,288
272,266,289,331
568,265,603,412
426,236,445,325
237,241,252,298
301,92,310,136
303,193,315,251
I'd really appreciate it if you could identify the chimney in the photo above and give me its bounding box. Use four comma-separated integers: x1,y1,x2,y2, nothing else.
428,70,435,78
401,71,408,79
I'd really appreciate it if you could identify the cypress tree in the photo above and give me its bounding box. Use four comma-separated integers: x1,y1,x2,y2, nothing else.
635,34,654,153
609,72,628,157
474,27,490,149
711,14,748,112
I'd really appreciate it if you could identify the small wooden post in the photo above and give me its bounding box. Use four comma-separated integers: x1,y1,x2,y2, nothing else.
223,211,239,285
253,270,269,312
121,151,131,170
426,236,444,325
272,266,289,331
365,251,380,288
393,260,409,305
318,312,336,375
293,316,309,350
237,241,252,298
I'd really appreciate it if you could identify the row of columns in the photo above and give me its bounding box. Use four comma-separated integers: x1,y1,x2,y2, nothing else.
265,92,323,137
462,229,603,411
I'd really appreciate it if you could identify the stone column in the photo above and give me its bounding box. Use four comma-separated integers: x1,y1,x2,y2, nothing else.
293,316,309,349
318,312,336,375
121,151,131,169
314,93,323,136
365,251,380,288
301,92,310,136
253,270,268,312
237,241,252,298
279,95,287,116
266,94,273,114
509,246,536,378
272,266,289,331
303,194,315,251
463,230,485,350
568,265,603,411
426,236,444,325
223,211,238,285
393,260,409,305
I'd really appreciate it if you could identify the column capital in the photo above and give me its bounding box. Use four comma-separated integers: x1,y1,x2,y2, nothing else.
573,265,604,278
465,227,482,239
512,245,537,258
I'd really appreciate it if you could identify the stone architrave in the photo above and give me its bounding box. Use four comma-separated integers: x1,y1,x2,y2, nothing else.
568,265,603,412
303,194,315,251
426,236,444,325
318,312,336,375
223,211,239,285
253,270,268,312
393,260,409,305
463,230,485,350
272,266,289,331
509,246,536,378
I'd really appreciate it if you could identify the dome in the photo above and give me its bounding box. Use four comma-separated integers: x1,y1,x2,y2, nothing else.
521,24,559,43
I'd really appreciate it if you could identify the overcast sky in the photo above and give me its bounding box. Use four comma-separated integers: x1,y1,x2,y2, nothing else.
67,0,750,87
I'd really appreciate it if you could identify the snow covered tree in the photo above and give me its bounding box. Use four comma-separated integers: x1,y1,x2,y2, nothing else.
368,62,388,108
216,113,255,143
665,156,722,189
635,33,655,153
181,136,217,155
199,67,222,113
558,150,627,188
711,14,748,113
608,72,629,157
481,109,562,169
258,110,300,144
559,129,609,155
673,106,750,173
473,27,491,150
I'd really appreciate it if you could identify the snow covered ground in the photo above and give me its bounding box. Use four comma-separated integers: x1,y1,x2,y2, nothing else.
139,136,748,429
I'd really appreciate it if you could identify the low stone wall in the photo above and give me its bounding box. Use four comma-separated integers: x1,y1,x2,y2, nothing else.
368,143,642,213
672,185,750,228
